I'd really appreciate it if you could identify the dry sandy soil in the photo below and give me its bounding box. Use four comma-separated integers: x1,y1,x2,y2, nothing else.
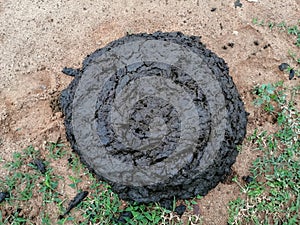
0,0,299,224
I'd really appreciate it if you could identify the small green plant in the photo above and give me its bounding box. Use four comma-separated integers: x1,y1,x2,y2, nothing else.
68,152,84,174
40,170,62,204
5,152,23,170
68,175,82,189
23,145,40,158
277,21,287,29
41,212,52,225
268,22,275,30
46,142,66,159
122,203,163,225
252,17,265,26
253,81,285,112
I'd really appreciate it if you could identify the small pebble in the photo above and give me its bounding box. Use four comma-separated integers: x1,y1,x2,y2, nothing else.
211,8,217,12
32,159,46,174
278,63,289,71
175,204,186,217
160,199,173,210
227,42,234,48
0,192,10,203
234,0,243,8
117,211,133,223
254,40,259,46
289,69,295,80
242,175,254,184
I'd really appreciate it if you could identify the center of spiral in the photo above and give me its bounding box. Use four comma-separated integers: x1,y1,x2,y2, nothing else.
95,61,211,167
128,96,181,156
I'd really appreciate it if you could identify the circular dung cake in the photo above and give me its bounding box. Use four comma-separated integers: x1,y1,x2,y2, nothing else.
60,31,248,203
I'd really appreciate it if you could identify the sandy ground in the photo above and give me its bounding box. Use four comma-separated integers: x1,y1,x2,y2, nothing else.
0,0,299,224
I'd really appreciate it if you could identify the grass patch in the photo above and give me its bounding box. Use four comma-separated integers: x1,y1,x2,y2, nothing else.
0,144,66,224
0,142,201,224
228,82,300,224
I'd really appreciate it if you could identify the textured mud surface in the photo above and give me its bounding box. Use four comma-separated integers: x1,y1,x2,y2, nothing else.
60,32,247,203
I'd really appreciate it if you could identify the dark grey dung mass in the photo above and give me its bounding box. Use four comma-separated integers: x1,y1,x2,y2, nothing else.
60,32,247,203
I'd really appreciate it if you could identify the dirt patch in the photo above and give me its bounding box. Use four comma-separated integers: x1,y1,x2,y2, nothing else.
0,0,299,224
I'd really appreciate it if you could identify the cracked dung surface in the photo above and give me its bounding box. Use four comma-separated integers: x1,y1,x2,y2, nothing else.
60,31,247,203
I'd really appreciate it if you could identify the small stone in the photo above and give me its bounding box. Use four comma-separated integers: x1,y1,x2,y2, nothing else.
117,211,133,223
227,42,234,48
222,45,228,50
211,8,217,12
242,175,254,184
278,63,289,71
175,204,186,217
0,192,10,203
289,69,295,80
234,0,243,8
32,159,46,174
160,199,173,210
